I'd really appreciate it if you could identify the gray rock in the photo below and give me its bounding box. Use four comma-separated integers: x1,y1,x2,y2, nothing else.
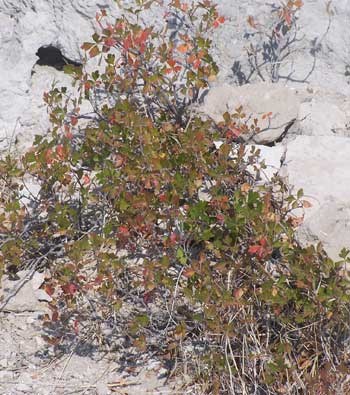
246,144,285,182
292,88,350,138
281,135,350,260
198,83,301,144
0,271,49,312
34,289,52,303
31,271,45,290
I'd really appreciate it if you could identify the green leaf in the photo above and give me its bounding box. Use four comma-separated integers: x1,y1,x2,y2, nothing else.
176,247,187,265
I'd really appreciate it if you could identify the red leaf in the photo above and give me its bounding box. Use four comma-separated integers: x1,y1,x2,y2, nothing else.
44,284,55,296
82,174,91,186
73,319,79,335
143,290,155,304
248,238,271,260
170,232,178,245
104,37,117,47
216,213,225,224
45,148,53,164
61,283,77,295
51,310,59,322
213,15,225,28
136,29,150,45
56,144,65,160
158,193,167,202
193,58,201,69
122,35,132,51
118,226,130,237
226,127,241,139
65,130,73,140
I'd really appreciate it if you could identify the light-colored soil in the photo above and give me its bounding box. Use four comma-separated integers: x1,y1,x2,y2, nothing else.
0,311,183,395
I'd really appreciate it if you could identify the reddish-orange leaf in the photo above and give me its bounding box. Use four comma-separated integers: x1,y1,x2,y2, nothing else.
216,213,225,224
45,148,53,165
226,127,241,139
81,42,94,51
123,35,132,51
73,319,79,335
118,226,130,237
82,174,91,186
65,130,73,140
61,283,77,295
170,232,178,245
193,58,201,69
247,15,257,29
281,8,292,26
158,193,167,202
104,37,117,47
213,15,225,28
56,144,65,160
44,284,55,296
89,45,100,58
248,238,271,260
177,43,192,53
136,29,150,45
183,267,196,278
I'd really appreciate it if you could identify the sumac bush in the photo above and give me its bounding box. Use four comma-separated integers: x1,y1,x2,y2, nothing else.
0,1,350,393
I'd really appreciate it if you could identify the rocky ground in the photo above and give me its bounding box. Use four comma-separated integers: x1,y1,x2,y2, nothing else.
0,272,184,395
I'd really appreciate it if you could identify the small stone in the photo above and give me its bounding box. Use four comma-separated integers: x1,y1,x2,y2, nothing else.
0,271,49,313
157,367,168,378
34,289,52,302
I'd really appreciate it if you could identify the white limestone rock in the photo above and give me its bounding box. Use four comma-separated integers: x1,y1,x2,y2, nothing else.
0,270,50,312
283,87,350,139
0,0,117,152
281,135,350,260
199,82,301,144
247,144,285,182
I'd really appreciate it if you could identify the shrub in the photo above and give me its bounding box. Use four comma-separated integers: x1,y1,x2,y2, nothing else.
0,1,349,393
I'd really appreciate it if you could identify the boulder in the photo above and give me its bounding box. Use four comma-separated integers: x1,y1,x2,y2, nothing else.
0,270,50,312
281,135,350,260
291,88,350,138
198,83,301,144
246,144,285,181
